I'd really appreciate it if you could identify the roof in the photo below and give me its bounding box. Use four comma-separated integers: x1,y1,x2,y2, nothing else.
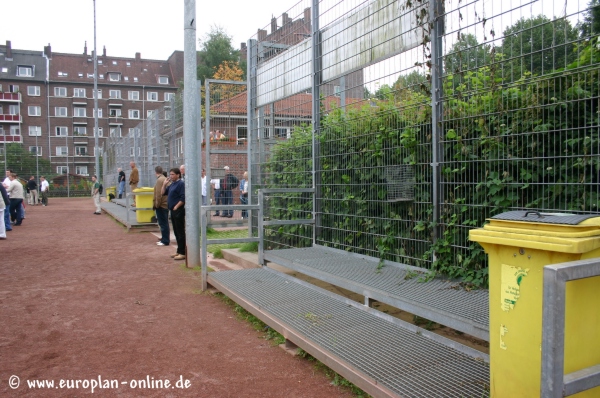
211,91,364,117
49,53,178,88
0,48,47,83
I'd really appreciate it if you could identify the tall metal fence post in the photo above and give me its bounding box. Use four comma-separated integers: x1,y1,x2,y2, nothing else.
247,39,258,234
183,0,200,268
311,0,321,246
429,0,444,248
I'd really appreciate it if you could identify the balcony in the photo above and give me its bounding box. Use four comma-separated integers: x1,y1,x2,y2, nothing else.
0,92,21,102
0,134,22,143
0,114,21,123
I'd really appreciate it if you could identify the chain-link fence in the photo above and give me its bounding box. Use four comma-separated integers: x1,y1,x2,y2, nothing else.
103,95,183,189
247,0,600,285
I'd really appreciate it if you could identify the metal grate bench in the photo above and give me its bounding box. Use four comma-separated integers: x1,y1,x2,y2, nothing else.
262,245,489,341
208,267,489,398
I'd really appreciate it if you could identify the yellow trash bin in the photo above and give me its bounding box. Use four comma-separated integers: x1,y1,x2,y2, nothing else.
133,187,155,223
470,211,600,397
105,186,116,200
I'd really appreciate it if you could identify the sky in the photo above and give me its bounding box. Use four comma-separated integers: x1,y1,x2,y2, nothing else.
0,0,294,60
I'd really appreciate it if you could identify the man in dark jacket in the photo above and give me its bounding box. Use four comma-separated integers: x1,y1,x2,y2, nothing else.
27,176,38,205
221,166,239,218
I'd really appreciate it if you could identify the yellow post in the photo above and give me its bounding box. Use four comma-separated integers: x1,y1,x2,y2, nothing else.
470,211,600,397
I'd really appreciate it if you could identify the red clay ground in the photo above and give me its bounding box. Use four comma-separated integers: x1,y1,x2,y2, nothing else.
0,198,353,397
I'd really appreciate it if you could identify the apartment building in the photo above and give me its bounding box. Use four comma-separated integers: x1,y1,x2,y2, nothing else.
0,40,182,177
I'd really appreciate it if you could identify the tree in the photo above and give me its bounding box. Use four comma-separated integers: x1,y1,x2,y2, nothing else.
1,143,52,177
197,27,243,84
577,0,600,38
444,33,492,75
500,15,578,82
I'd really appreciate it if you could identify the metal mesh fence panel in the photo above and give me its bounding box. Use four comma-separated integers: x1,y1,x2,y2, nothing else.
248,0,600,284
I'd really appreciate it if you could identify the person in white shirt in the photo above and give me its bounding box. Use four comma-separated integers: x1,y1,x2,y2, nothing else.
210,176,221,216
7,173,24,226
2,170,12,231
201,169,207,206
40,176,49,206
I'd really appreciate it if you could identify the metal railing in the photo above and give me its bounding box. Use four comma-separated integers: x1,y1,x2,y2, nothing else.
541,258,600,397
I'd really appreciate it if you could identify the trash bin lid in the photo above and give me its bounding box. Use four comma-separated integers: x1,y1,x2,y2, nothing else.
491,211,599,225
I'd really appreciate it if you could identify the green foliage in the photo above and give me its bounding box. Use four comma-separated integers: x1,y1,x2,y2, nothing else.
238,241,258,252
1,143,52,177
197,26,243,84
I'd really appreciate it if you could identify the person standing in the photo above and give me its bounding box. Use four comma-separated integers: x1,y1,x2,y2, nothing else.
210,176,221,216
129,161,139,206
153,166,170,246
239,171,249,219
162,168,185,260
27,176,38,205
7,173,24,226
221,166,239,218
0,183,9,239
117,168,126,199
2,169,12,229
40,176,49,206
180,164,186,182
201,169,207,206
91,175,101,215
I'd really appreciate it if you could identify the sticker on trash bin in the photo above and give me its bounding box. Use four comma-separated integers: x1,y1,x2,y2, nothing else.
501,264,529,312
500,324,509,350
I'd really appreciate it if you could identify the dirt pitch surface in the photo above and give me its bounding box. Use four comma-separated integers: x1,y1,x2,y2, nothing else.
0,198,353,397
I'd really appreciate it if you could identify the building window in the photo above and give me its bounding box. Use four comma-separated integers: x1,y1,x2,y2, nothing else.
17,66,33,77
9,84,19,93
98,60,103,64
133,77,138,82
76,166,88,175
112,61,117,65
29,146,42,156
75,146,88,156
55,126,68,136
237,126,248,144
147,92,158,101
54,87,67,97
164,92,174,101
129,147,141,157
94,89,102,99
128,91,139,100
87,73,94,78
128,110,140,119
147,110,155,118
109,108,121,117
128,128,136,137
57,71,68,77
110,127,122,137
56,146,68,156
94,127,103,137
78,73,83,78
8,105,19,115
27,86,40,96
274,127,290,138
124,76,129,81
93,108,103,118
175,137,183,157
29,126,42,136
9,125,20,135
109,90,121,99
73,88,86,98
73,107,86,117
28,106,41,116
108,72,121,81
74,126,87,136
55,107,67,117
158,76,169,84
164,110,172,120
57,166,68,174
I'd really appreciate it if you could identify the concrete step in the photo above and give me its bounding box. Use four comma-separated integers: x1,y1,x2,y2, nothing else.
220,249,260,269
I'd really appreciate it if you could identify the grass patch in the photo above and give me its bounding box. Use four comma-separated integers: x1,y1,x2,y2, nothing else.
213,248,224,259
297,348,369,397
204,229,248,254
239,241,258,253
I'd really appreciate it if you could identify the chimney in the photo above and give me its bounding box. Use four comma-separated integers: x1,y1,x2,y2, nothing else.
84,41,88,55
135,52,141,61
102,45,106,57
304,8,311,27
257,29,267,41
44,43,52,59
271,17,277,34
282,13,291,25
6,40,12,58
240,42,246,50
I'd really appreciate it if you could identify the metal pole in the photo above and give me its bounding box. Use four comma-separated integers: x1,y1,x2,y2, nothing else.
184,0,199,268
247,39,257,233
311,0,321,246
93,0,100,181
204,80,211,223
430,0,444,246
